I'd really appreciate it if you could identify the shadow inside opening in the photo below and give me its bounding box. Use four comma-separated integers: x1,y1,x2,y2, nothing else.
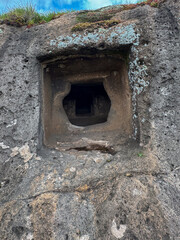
63,82,111,126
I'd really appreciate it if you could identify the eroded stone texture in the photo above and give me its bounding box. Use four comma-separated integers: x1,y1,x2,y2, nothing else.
42,54,132,150
0,0,180,239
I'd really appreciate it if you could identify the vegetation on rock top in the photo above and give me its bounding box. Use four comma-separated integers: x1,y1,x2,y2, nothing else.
71,20,120,32
0,0,165,28
72,0,165,32
0,4,68,27
76,0,165,23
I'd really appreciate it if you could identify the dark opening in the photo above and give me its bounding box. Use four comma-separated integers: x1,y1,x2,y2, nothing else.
75,86,93,115
63,83,111,126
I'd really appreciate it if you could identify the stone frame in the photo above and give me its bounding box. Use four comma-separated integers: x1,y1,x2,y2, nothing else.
42,51,133,150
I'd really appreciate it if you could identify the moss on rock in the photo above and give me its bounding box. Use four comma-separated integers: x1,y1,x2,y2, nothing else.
71,19,120,32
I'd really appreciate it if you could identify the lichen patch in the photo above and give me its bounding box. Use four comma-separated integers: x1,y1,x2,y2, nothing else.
10,143,33,162
111,219,127,239
79,235,90,240
0,142,10,149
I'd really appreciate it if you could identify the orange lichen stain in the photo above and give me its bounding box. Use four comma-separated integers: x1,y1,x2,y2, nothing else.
0,200,16,222
30,173,45,194
46,173,56,190
76,184,90,192
125,173,133,177
31,193,58,240
64,168,70,173
30,170,59,195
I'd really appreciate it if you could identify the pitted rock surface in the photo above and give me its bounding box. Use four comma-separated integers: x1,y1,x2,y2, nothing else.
0,0,180,239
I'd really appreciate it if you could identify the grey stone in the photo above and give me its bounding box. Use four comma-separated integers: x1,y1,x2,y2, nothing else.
0,0,180,239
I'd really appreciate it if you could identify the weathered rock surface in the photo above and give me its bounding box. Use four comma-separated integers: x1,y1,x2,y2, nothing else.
0,0,179,239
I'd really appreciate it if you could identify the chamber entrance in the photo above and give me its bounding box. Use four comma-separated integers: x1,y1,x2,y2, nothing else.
42,53,133,150
63,83,111,126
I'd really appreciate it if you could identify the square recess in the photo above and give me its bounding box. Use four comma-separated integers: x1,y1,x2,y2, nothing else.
42,52,133,151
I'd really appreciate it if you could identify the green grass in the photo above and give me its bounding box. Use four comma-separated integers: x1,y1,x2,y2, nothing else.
137,152,144,157
0,4,69,27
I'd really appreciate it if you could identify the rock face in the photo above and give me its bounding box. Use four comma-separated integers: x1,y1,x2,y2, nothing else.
0,0,180,239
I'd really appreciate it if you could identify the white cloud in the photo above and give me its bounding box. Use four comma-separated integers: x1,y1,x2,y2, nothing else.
112,0,138,4
83,0,113,10
83,0,139,9
65,0,77,4
37,0,80,11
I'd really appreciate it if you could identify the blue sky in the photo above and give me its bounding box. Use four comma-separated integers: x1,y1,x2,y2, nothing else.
0,0,141,13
